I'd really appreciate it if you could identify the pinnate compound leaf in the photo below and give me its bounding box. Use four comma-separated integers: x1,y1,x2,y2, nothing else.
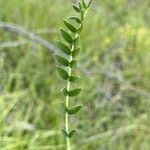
60,28,73,43
57,42,71,55
69,76,80,82
55,55,69,67
72,48,80,57
67,106,82,115
68,88,82,97
70,60,77,68
72,4,80,13
57,67,69,80
63,19,77,33
68,16,81,23
61,129,68,137
68,129,76,138
61,87,68,96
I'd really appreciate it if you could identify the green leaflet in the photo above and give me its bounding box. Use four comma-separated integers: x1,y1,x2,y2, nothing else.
72,48,80,57
72,4,80,13
70,60,77,68
68,130,76,138
57,67,69,80
60,103,67,113
68,16,81,23
63,19,77,33
60,28,73,43
57,42,71,55
69,76,80,83
81,0,87,9
61,129,76,138
88,0,93,8
55,55,69,67
61,129,68,137
78,24,83,33
67,106,82,115
68,88,82,97
79,2,83,10
61,87,68,96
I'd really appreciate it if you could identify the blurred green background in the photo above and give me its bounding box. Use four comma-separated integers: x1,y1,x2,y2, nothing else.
0,0,150,149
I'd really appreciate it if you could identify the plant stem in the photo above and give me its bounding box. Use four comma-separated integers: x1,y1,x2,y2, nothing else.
65,33,78,150
65,65,71,150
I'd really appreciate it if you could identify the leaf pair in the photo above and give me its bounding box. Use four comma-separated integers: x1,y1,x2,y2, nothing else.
61,87,81,97
57,41,80,57
60,103,82,115
61,129,76,138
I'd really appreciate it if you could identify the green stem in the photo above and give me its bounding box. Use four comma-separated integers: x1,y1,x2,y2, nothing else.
65,33,78,150
65,63,71,150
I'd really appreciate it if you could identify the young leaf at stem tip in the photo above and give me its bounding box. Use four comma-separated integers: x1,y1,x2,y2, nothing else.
79,1,83,10
57,42,71,55
55,55,69,67
88,0,93,8
60,28,73,43
67,88,82,97
72,4,80,13
68,130,76,138
57,67,69,80
67,106,82,115
81,0,87,9
63,19,77,33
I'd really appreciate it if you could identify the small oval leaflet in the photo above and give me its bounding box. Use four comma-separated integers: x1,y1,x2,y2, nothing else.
72,4,80,13
81,0,87,9
60,28,73,43
61,87,68,96
63,19,77,33
69,76,80,82
57,67,69,80
57,42,71,55
61,128,68,137
70,60,77,68
67,88,82,97
67,106,82,115
72,48,80,57
55,55,69,67
73,35,79,44
68,16,81,24
79,2,83,10
60,103,67,113
68,129,76,138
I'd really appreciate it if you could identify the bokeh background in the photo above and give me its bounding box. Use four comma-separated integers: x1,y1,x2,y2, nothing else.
0,0,150,149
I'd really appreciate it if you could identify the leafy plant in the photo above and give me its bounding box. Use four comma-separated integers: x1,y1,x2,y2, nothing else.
55,0,93,149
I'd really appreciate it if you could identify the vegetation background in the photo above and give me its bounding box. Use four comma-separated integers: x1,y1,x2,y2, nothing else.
0,0,149,149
